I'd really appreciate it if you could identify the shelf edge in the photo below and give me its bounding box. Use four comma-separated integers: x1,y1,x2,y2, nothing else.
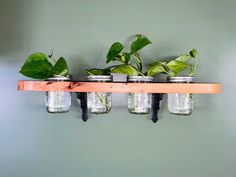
17,80,222,94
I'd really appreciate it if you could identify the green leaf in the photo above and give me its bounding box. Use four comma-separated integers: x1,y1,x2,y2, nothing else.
147,61,166,68
111,65,139,76
169,70,177,77
25,52,48,62
52,57,68,76
103,68,112,75
104,65,119,71
190,48,198,58
131,36,151,54
167,60,188,73
133,53,142,71
189,64,195,76
175,54,192,62
19,53,53,79
124,53,131,64
116,54,126,64
86,69,105,75
106,42,124,63
147,62,168,76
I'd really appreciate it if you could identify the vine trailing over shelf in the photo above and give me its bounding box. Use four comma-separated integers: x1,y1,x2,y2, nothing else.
19,52,69,79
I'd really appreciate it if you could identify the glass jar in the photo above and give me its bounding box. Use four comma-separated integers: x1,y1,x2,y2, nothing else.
128,76,153,114
86,75,112,114
167,76,195,115
45,75,72,113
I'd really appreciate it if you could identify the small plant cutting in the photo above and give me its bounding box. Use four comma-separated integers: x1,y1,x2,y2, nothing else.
103,34,156,114
85,69,112,114
147,49,198,77
86,34,154,115
19,52,69,79
86,34,157,77
86,34,152,76
19,52,71,113
88,36,199,78
147,48,198,116
105,34,152,76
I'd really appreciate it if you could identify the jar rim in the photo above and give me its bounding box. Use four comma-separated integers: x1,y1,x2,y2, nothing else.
167,76,195,82
86,75,112,81
128,76,153,82
47,74,72,81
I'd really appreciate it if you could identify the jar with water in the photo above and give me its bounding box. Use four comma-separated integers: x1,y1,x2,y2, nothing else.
167,76,195,115
45,75,72,113
127,76,153,114
86,75,112,114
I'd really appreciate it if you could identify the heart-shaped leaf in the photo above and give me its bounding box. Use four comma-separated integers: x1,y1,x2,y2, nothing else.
124,53,131,64
167,60,188,74
19,53,53,79
52,57,68,76
131,36,151,54
111,65,139,76
175,54,192,62
169,70,177,77
147,62,168,76
147,61,166,68
190,49,198,58
106,42,124,63
86,68,106,75
25,52,48,62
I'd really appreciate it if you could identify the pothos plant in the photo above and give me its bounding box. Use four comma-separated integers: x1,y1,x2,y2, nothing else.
86,34,152,76
86,35,198,78
147,49,198,77
19,52,69,79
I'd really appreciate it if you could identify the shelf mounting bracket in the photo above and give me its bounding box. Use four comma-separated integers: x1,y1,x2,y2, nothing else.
152,93,164,123
77,92,88,122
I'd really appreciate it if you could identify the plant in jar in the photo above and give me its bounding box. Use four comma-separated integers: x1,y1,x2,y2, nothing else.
19,52,69,79
86,68,112,114
147,48,198,77
19,52,71,113
104,34,159,114
148,49,198,115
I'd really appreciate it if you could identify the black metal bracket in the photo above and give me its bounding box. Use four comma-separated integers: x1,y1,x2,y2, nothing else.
77,92,88,122
77,92,163,123
152,93,164,123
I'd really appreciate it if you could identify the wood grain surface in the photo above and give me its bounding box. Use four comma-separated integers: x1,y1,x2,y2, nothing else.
17,80,222,94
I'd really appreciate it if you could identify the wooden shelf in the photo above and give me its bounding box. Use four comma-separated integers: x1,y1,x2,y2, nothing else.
18,80,221,94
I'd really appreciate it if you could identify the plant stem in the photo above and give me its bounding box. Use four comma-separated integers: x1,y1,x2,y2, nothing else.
165,70,173,76
189,57,198,76
137,70,145,76
96,93,110,111
132,53,142,72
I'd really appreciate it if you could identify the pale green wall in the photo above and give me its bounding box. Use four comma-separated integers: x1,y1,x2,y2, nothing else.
0,0,235,177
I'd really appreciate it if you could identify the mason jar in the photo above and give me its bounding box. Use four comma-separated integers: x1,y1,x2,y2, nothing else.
45,75,72,113
167,76,195,115
86,75,112,114
128,76,153,114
